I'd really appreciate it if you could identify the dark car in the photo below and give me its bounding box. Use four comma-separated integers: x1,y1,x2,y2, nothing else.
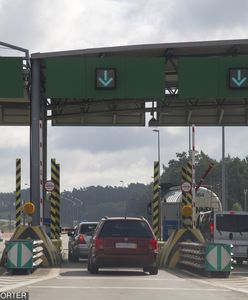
87,216,158,275
68,221,98,262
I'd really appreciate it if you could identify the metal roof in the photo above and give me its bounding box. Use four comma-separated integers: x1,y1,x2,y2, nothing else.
164,186,221,205
31,39,248,59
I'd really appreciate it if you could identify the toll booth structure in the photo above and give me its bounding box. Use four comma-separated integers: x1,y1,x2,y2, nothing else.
2,39,248,227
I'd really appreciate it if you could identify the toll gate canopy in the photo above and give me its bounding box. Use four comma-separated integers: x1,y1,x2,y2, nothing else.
2,39,248,126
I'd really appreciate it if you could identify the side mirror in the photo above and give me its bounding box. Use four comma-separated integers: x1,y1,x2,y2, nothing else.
67,231,74,237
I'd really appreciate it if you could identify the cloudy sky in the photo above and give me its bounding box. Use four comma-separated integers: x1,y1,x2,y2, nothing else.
1,0,248,192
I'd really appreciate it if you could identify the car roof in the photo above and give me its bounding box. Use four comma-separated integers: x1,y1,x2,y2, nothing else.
79,221,98,225
101,216,146,221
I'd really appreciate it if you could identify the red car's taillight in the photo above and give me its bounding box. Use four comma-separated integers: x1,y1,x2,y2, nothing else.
76,234,86,244
209,223,214,238
95,238,104,249
149,239,158,251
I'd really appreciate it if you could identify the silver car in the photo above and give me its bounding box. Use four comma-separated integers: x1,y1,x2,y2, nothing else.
68,222,98,262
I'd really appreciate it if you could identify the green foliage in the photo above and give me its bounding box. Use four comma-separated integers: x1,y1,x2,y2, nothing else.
161,151,248,210
231,202,243,211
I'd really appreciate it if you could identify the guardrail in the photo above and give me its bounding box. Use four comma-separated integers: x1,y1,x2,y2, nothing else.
6,239,44,274
179,242,232,277
180,242,205,269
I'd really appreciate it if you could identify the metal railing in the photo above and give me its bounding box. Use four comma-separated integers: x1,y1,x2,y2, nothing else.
179,242,232,277
32,240,43,268
179,242,205,269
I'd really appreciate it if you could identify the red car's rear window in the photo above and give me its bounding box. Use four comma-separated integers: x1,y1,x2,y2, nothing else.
99,220,153,238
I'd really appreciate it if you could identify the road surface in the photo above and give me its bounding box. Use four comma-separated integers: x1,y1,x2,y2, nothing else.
0,234,247,299
0,260,247,300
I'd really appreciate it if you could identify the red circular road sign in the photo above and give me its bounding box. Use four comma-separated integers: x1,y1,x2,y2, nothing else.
181,181,192,193
45,180,55,192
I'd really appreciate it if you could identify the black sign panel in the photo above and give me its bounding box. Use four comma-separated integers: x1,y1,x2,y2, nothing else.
229,68,248,89
95,68,116,89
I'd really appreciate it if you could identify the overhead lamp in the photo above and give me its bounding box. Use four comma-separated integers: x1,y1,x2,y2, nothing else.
149,116,158,127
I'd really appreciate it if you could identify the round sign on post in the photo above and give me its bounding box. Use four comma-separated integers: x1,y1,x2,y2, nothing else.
181,181,192,193
45,180,55,192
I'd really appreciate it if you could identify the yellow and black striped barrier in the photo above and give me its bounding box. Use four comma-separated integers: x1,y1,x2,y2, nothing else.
158,228,205,268
181,161,193,229
15,158,21,228
152,161,160,239
0,225,61,267
56,163,60,237
50,159,60,239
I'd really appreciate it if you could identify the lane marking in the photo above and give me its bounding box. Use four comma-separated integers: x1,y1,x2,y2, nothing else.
29,285,230,291
0,269,60,292
56,276,186,281
190,277,248,294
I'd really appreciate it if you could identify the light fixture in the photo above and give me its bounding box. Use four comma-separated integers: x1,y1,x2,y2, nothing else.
149,116,158,127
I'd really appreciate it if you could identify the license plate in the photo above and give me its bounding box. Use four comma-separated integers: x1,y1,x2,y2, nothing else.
115,242,137,249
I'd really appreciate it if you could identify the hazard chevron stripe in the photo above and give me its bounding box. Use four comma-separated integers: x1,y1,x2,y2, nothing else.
152,161,160,238
16,158,21,228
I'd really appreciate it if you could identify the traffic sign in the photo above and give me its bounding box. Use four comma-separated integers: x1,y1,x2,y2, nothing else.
181,181,192,192
205,244,232,272
229,68,248,89
45,180,55,192
7,241,33,269
95,68,116,89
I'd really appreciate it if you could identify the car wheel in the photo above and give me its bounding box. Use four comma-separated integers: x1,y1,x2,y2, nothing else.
70,250,79,262
87,259,91,271
68,250,72,262
148,266,158,275
236,258,243,265
72,255,79,262
90,261,99,274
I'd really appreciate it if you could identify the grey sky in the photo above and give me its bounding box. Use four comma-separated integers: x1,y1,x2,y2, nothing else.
0,0,248,191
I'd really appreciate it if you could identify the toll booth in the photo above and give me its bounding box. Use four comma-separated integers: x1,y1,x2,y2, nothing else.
162,202,181,240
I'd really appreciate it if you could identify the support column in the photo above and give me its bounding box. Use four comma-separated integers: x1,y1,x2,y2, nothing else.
56,163,60,237
152,161,160,239
30,59,41,226
222,126,226,210
15,158,21,228
50,159,60,239
181,162,193,229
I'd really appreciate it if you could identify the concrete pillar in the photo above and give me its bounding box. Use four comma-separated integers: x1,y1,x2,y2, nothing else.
30,59,41,226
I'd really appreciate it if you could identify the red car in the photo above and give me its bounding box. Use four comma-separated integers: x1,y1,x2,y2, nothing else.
87,216,158,275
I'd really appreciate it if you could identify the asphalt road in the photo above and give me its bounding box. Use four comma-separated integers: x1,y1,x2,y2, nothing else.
2,260,246,300
0,234,247,300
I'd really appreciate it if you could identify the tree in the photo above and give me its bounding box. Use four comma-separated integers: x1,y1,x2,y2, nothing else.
231,202,243,211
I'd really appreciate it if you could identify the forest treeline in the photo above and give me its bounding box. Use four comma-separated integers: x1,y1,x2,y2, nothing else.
0,151,247,226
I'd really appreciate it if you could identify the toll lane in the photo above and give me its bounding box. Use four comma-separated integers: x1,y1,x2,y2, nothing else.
9,262,248,300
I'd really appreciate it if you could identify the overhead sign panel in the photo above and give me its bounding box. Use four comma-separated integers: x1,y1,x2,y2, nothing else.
45,57,86,98
179,56,248,99
45,57,165,100
178,57,219,98
0,57,23,98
